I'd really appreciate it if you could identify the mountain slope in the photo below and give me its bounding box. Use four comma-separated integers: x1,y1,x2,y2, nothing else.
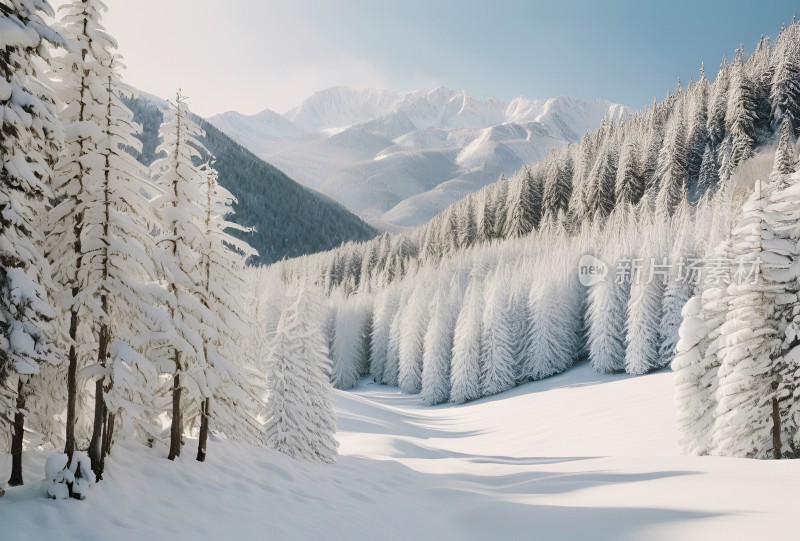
210,87,626,229
124,94,378,264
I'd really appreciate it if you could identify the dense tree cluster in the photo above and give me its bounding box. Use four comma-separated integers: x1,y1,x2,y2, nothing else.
293,23,800,297
1,0,338,495
276,21,800,439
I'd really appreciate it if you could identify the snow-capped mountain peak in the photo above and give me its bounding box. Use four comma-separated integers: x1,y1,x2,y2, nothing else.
209,86,628,229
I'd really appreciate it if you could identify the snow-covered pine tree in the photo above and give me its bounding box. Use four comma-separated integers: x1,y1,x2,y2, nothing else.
398,276,431,394
584,135,618,219
697,143,721,195
479,269,517,397
151,93,216,461
504,166,542,238
369,285,399,382
450,275,483,404
655,105,689,219
519,265,583,381
192,162,262,461
493,176,509,239
382,288,408,386
587,242,629,374
686,68,710,183
712,181,790,458
672,283,724,456
1,0,63,487
707,60,730,149
542,147,573,220
330,293,367,390
658,205,698,368
642,101,665,197
459,197,478,248
48,0,109,472
725,54,759,170
625,225,668,374
264,285,338,464
773,116,796,177
420,283,458,406
478,187,496,242
48,2,163,481
770,30,800,131
615,136,643,206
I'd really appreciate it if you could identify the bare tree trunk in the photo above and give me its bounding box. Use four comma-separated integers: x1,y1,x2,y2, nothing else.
772,393,781,460
102,409,115,459
89,324,110,480
197,397,210,462
64,305,79,465
8,378,27,487
168,357,183,460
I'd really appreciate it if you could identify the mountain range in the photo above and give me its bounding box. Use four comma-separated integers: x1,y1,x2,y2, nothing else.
125,93,377,265
210,86,628,229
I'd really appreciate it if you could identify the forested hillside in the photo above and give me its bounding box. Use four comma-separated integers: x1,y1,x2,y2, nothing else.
275,18,800,448
293,27,799,289
124,96,377,264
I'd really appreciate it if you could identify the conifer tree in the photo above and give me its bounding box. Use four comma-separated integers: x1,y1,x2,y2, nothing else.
712,181,790,458
450,276,483,404
725,55,759,169
770,33,800,131
655,108,689,219
697,143,721,195
264,285,338,464
330,294,367,390
773,116,796,176
626,227,667,374
479,270,516,396
369,286,399,382
707,60,730,148
542,148,573,220
1,0,63,487
193,162,261,461
587,244,629,374
520,268,582,381
398,279,431,394
686,69,710,181
151,94,216,461
615,137,643,206
420,285,457,406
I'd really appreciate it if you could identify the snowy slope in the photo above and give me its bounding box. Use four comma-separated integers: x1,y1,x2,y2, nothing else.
5,362,799,540
210,87,628,229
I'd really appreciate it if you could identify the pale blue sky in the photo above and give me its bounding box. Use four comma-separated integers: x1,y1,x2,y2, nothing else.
58,0,798,116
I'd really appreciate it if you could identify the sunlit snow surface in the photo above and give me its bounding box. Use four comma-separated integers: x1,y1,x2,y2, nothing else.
4,362,799,540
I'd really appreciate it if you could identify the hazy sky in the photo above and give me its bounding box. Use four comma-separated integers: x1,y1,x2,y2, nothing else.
52,0,797,117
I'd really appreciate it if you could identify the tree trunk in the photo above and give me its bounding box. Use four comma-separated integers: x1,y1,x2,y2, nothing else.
772,394,781,460
8,378,26,487
64,306,79,465
102,409,115,459
89,322,111,480
168,358,183,460
197,397,210,462
88,376,106,481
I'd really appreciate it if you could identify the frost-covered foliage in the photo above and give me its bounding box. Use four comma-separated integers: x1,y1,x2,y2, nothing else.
675,162,800,459
1,0,64,487
47,0,165,479
0,0,343,488
264,285,338,464
281,185,740,404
